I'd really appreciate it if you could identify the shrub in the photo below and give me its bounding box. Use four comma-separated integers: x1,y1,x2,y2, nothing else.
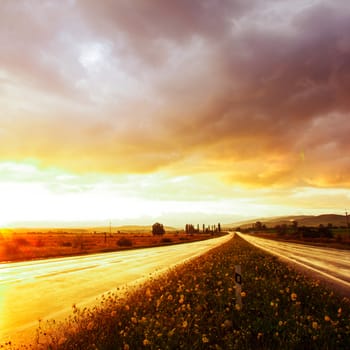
72,235,84,249
1,242,20,257
117,237,133,247
160,237,172,243
33,239,45,247
13,237,30,246
336,234,343,242
179,236,189,240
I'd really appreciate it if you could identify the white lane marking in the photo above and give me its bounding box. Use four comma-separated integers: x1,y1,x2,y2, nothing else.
237,233,350,289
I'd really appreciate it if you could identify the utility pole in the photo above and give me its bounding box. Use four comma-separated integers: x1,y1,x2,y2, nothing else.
345,209,350,238
104,220,111,244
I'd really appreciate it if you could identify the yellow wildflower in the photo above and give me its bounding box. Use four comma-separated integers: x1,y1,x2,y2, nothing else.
202,335,209,343
290,293,297,301
223,320,232,328
168,328,176,337
312,321,318,330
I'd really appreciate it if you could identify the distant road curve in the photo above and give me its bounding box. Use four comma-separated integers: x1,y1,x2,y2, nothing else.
0,233,233,345
237,232,350,295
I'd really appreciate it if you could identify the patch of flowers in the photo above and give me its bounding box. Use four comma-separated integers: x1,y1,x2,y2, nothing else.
17,235,350,349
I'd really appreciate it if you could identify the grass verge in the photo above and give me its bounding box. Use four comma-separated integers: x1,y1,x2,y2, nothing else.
7,234,350,350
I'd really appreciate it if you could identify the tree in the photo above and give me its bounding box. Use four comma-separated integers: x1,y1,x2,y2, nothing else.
152,222,165,236
318,224,333,238
276,224,287,236
254,221,263,231
291,220,298,229
291,220,298,235
185,224,196,234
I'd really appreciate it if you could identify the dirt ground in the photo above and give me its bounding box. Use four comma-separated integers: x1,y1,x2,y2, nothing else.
0,230,219,263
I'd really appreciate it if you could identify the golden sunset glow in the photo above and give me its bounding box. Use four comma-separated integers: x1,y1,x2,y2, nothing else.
1,0,350,227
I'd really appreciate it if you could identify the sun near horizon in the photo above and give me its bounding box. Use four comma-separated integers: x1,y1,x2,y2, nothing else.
0,159,347,229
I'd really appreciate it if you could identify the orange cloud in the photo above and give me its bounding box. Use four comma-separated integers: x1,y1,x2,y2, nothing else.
0,0,349,191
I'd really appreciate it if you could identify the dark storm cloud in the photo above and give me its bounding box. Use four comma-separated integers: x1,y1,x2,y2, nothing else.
1,0,350,187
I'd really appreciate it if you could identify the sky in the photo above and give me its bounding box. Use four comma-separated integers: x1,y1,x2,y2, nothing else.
1,0,350,228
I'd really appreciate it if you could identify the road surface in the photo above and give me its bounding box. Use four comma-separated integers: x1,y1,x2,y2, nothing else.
237,232,350,293
0,233,233,345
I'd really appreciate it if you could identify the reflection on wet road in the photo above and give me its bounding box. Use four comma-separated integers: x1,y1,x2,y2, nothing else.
237,232,350,289
0,233,232,344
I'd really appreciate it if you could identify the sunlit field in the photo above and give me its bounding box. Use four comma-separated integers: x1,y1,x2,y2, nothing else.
0,230,215,263
241,227,350,251
6,234,348,350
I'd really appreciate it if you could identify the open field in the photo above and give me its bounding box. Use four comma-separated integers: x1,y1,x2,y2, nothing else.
244,231,350,251
0,229,216,263
225,214,350,251
7,234,349,349
243,229,350,251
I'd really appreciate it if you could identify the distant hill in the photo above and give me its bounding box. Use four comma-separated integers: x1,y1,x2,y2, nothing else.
3,225,178,234
101,225,178,233
226,214,349,229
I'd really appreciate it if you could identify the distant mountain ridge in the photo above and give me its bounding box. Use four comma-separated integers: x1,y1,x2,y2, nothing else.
96,225,178,233
226,214,348,229
2,225,178,234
